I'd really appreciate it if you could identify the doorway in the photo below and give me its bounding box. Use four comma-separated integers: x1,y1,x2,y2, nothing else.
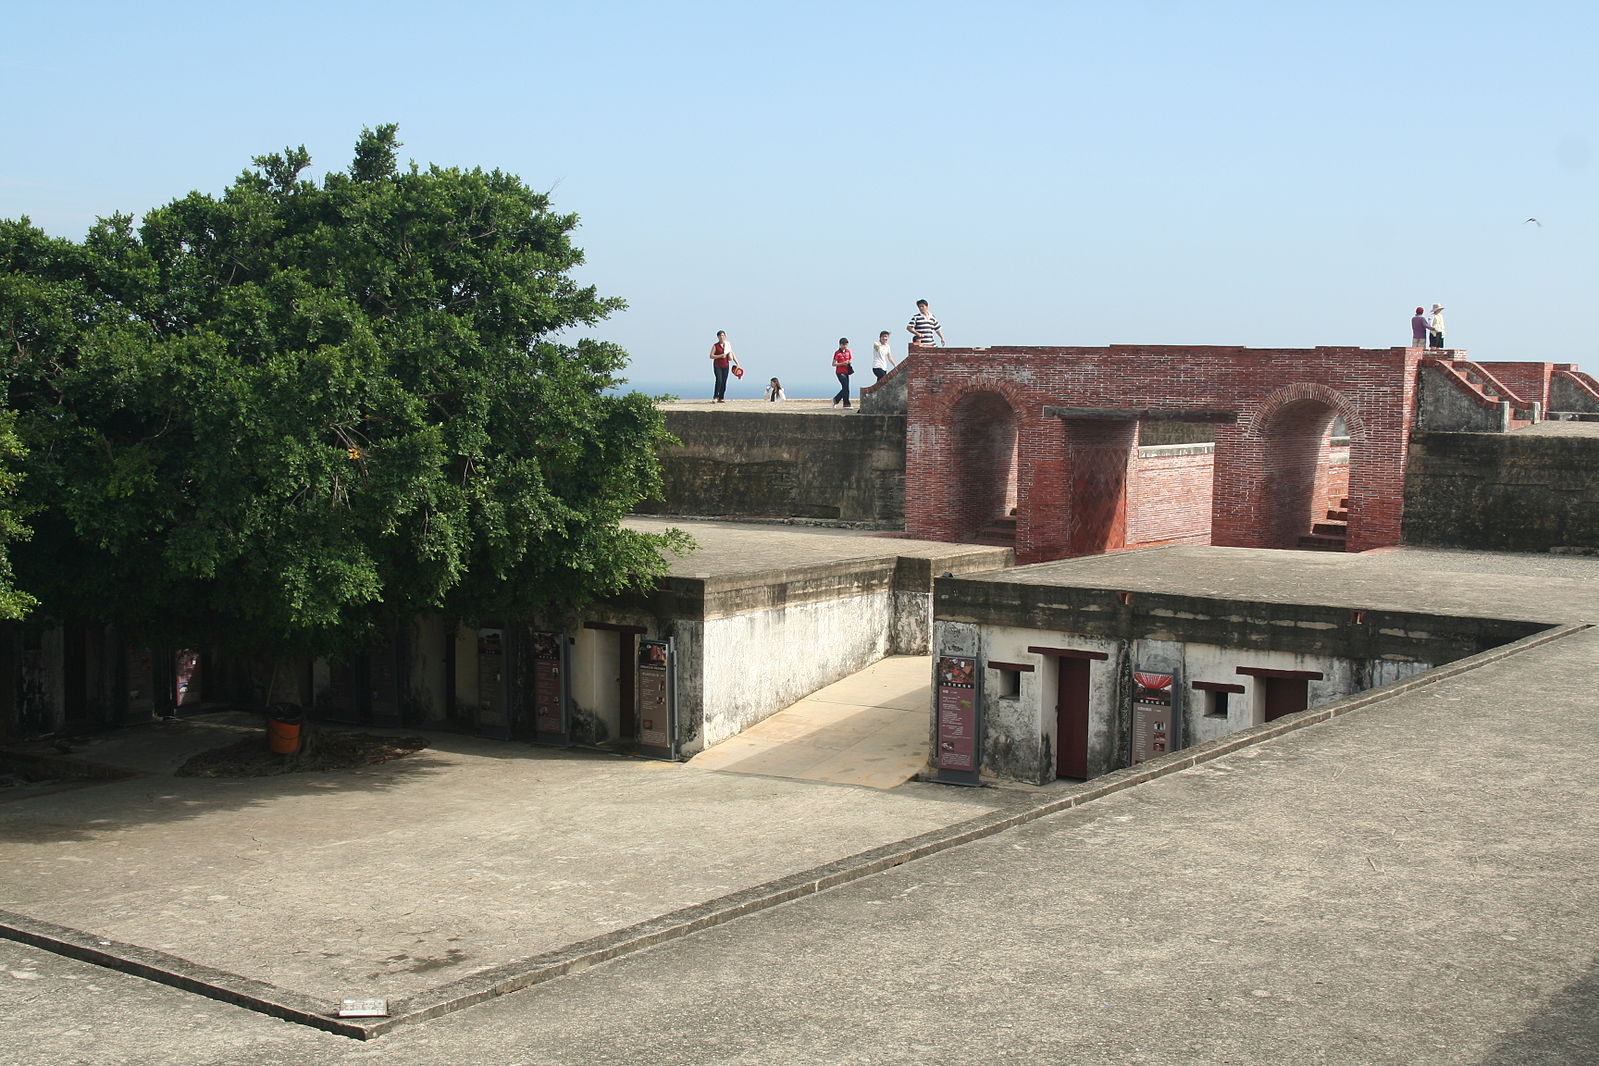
1056,657,1090,778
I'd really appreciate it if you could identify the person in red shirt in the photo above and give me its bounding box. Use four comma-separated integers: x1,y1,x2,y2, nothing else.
832,338,854,409
709,330,740,402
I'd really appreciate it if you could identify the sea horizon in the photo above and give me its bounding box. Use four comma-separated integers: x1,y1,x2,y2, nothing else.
610,377,839,401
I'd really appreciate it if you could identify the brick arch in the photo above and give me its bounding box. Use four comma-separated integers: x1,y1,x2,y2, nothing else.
1242,382,1368,442
921,379,1035,424
942,388,1024,540
904,346,1417,556
1225,383,1362,551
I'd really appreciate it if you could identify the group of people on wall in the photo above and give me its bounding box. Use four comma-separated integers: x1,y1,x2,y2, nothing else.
1410,304,1447,349
707,299,946,408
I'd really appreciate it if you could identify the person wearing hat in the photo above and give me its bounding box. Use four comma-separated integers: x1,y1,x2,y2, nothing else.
1428,304,1447,350
1411,307,1429,347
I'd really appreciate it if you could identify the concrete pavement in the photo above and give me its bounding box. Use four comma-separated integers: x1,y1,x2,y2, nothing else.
2,546,1597,1064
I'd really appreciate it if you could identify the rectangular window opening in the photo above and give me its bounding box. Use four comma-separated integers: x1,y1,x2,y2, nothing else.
1204,690,1229,719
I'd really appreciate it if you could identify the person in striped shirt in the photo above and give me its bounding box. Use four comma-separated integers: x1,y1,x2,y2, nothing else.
907,299,944,347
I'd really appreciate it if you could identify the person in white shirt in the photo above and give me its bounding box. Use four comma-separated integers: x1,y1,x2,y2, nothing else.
1428,304,1447,349
872,332,897,380
764,377,786,402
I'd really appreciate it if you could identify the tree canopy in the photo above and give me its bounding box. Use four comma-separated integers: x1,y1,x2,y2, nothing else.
1,124,685,657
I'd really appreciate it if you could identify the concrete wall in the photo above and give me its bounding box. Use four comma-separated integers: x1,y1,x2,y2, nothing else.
641,410,906,524
949,618,1438,786
934,570,1542,784
1404,432,1599,552
1416,363,1514,432
700,590,897,749
413,545,1011,758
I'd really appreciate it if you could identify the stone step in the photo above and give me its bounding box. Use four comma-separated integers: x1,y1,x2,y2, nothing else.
1325,509,1349,522
1297,533,1348,552
1313,521,1348,537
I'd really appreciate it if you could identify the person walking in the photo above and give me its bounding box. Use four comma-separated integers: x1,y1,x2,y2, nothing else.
871,331,897,380
832,338,855,409
1410,307,1429,348
709,330,740,402
907,299,945,348
1429,304,1447,350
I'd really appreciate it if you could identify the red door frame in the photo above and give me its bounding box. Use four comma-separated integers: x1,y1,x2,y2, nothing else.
1029,646,1109,780
1236,666,1323,724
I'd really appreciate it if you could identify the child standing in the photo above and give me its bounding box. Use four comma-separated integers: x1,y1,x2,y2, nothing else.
832,338,854,409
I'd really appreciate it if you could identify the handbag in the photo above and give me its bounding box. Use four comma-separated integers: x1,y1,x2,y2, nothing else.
842,363,854,376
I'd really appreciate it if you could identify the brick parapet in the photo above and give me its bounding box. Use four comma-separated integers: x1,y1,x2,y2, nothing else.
905,345,1425,559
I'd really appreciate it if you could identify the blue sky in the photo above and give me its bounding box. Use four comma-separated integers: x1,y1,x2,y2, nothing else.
4,1,1594,396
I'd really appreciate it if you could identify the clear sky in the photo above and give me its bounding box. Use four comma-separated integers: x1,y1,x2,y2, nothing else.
5,1,1594,396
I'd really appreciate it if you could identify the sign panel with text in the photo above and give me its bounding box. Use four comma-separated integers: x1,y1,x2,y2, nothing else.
637,639,674,756
936,655,979,775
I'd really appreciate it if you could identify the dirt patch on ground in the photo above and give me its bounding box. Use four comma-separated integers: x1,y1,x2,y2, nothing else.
175,728,429,777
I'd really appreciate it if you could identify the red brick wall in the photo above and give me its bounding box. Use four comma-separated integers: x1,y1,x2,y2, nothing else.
1126,446,1213,546
905,346,1422,561
1474,362,1552,409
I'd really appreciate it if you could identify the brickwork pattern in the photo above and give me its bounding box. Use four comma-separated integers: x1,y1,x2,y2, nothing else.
904,346,1425,562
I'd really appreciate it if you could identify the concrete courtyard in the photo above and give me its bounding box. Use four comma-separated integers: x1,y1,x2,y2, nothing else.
2,547,1596,1065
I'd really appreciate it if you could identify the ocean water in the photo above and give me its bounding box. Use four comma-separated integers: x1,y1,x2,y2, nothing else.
611,377,832,401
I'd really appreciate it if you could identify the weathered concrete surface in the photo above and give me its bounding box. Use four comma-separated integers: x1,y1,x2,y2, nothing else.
936,545,1563,663
617,519,1008,749
944,543,1599,625
639,401,906,523
688,654,933,789
3,616,1595,1063
1404,425,1599,553
2,547,1596,1064
0,729,1004,1007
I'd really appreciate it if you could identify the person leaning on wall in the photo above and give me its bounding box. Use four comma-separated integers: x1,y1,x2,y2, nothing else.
907,299,944,348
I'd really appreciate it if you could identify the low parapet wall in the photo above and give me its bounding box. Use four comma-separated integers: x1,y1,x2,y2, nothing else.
641,409,906,524
1404,430,1599,552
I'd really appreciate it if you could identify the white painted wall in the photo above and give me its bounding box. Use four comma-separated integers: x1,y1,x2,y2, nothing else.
967,623,1440,784
973,624,1121,784
700,590,898,748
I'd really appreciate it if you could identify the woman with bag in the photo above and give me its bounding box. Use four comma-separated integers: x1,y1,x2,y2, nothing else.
832,337,854,409
709,330,740,403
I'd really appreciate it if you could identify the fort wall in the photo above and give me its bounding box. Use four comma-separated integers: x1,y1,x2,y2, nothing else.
1403,430,1599,552
639,410,905,524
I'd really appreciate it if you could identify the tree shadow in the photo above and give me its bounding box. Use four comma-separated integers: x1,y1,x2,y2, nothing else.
0,715,634,843
1472,957,1599,1066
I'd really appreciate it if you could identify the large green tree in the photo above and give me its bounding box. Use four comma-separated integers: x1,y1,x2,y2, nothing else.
2,125,685,659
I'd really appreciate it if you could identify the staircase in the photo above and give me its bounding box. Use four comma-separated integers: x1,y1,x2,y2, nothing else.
971,511,1018,548
1298,497,1349,552
1421,357,1539,431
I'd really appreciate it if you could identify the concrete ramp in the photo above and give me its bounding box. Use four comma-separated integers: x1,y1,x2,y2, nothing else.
688,655,932,789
